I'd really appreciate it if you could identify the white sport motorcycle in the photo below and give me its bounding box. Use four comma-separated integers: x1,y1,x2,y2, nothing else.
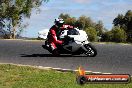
42,28,97,57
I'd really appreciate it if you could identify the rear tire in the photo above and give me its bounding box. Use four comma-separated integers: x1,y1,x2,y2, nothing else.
84,43,97,57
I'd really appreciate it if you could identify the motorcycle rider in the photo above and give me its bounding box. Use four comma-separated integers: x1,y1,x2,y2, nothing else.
46,18,73,55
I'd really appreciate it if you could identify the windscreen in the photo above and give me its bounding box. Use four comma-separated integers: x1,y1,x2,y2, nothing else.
67,29,79,35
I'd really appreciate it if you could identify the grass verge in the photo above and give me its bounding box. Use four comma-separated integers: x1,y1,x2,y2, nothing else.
94,42,132,45
0,64,131,88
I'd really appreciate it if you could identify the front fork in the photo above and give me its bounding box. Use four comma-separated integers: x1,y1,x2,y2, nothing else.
81,40,90,52
81,45,88,52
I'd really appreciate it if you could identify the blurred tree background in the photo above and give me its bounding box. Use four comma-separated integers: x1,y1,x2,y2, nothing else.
59,10,132,43
113,10,132,42
0,0,48,39
0,0,131,43
59,13,104,42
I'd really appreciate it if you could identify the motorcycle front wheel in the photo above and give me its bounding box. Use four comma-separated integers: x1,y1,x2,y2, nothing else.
84,43,97,57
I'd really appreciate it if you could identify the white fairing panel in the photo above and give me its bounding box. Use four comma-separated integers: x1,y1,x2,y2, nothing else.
60,28,88,42
60,28,89,52
68,30,88,42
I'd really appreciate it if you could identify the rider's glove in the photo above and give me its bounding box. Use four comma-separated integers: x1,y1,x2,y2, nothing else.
62,36,70,45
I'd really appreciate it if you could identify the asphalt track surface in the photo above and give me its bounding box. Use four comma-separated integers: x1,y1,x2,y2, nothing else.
0,40,132,74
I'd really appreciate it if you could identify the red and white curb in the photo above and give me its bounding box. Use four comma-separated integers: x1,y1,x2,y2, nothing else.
0,63,131,77
0,63,111,74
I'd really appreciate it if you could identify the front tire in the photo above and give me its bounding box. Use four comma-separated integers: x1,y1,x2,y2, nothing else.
84,43,97,57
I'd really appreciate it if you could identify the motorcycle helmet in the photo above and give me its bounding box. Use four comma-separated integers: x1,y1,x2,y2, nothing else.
54,18,64,27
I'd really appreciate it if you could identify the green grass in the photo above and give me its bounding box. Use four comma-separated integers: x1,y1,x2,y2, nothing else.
0,64,131,88
94,42,132,45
